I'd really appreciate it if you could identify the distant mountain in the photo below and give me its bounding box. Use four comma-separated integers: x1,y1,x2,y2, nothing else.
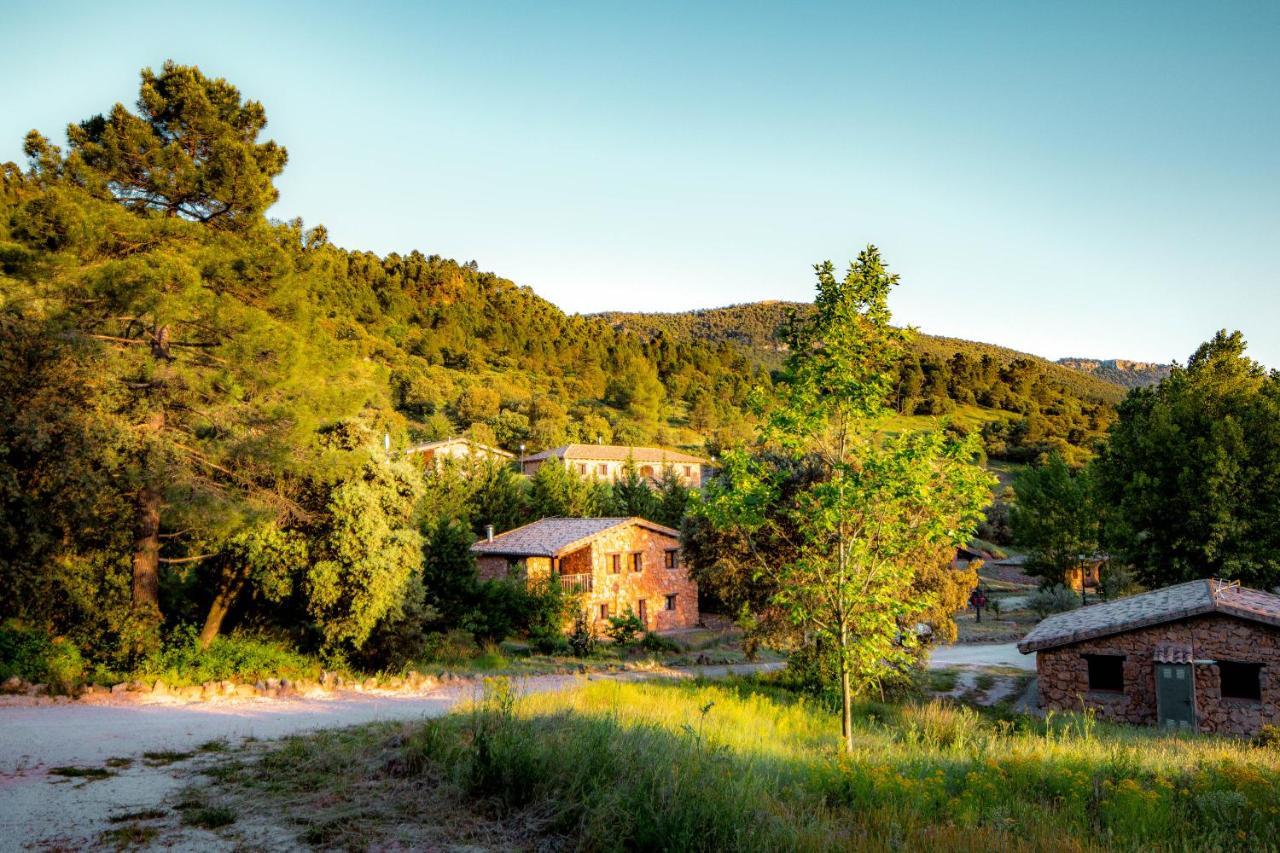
594,301,1128,405
1056,358,1172,390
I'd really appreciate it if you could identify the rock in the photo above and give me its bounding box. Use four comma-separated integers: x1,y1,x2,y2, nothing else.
278,678,292,693
111,682,130,695
1,676,25,695
201,681,219,697
362,678,378,691
181,685,203,701
219,680,236,695
151,680,168,695
27,683,48,697
234,684,256,699
265,677,280,690
386,676,404,690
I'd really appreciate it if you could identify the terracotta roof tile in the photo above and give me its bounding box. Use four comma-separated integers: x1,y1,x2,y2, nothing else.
470,516,679,558
1018,579,1280,653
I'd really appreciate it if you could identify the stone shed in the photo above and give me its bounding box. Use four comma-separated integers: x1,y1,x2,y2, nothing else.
470,516,699,633
1019,579,1280,736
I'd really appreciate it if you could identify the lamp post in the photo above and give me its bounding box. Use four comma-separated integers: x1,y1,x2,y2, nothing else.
519,443,525,473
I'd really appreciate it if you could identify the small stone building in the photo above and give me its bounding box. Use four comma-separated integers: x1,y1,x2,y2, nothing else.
520,444,708,487
1019,579,1280,735
470,516,699,633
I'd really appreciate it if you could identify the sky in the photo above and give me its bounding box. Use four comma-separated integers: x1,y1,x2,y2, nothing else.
3,1,1277,367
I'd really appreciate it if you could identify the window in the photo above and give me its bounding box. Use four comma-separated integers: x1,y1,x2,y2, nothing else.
1219,661,1262,701
1084,654,1125,693
597,463,608,477
665,594,677,611
664,549,679,569
631,552,643,572
599,603,610,620
610,553,622,574
575,462,587,475
637,599,647,624
683,465,692,477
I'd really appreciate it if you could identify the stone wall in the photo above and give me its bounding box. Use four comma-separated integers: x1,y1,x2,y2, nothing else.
1036,613,1280,735
578,524,698,631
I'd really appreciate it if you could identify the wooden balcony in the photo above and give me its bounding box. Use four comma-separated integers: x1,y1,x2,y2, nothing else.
557,573,594,594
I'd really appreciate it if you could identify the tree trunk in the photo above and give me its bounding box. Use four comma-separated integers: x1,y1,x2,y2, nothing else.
131,485,162,614
839,622,853,754
199,568,245,649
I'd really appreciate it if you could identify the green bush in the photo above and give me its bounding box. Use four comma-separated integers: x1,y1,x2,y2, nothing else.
1028,585,1080,619
136,627,322,686
0,620,86,693
640,631,680,654
605,607,645,646
568,610,598,658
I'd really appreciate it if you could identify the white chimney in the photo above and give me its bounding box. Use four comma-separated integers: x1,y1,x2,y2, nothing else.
485,524,494,542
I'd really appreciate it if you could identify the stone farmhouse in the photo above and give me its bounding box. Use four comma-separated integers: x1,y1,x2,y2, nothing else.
520,444,708,487
470,516,699,633
1019,579,1280,736
404,437,513,468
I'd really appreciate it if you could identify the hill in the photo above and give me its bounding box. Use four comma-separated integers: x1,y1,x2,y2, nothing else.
595,302,1127,406
1057,357,1172,389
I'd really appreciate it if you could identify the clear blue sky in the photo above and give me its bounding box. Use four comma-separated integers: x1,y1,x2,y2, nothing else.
3,1,1277,367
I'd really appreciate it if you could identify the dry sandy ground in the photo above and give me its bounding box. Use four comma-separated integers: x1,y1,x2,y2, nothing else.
927,641,1034,670
0,663,783,850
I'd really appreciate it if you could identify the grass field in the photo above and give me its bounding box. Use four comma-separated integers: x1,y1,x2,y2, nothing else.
188,678,1280,851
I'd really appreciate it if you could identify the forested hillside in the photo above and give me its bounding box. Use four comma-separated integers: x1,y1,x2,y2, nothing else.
0,63,757,673
597,302,1123,463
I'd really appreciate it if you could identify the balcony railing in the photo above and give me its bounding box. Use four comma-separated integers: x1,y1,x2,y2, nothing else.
557,573,594,594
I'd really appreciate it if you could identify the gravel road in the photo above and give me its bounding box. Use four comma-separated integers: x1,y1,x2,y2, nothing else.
0,663,782,849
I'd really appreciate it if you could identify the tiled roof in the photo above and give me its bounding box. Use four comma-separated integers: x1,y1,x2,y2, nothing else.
1019,579,1280,653
404,437,513,458
523,444,707,465
470,516,679,558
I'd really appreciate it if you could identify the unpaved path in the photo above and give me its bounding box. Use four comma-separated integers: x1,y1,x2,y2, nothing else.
0,662,781,850
928,642,1034,671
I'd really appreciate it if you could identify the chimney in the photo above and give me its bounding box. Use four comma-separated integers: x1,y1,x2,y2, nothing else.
485,524,494,542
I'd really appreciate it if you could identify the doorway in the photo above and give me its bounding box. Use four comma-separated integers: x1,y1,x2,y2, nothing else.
1156,663,1195,729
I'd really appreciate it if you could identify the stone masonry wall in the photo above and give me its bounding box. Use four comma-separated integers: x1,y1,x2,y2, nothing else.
578,524,699,632
1036,613,1280,735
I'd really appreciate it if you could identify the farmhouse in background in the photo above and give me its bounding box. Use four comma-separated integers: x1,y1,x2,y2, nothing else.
520,444,709,487
404,437,513,468
1019,579,1280,735
470,516,699,633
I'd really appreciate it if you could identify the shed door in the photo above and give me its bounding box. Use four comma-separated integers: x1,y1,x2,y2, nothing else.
1156,663,1195,729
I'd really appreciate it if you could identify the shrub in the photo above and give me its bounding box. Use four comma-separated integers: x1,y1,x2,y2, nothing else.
0,621,86,693
1028,585,1080,619
605,608,645,646
568,611,597,658
136,627,321,686
640,631,680,654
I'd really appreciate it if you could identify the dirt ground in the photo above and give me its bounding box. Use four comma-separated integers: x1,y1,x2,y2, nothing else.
0,662,783,850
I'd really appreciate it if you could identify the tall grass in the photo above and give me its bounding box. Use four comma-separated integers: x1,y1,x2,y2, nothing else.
399,678,1280,851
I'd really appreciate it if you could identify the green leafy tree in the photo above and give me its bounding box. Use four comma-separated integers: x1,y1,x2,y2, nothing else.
306,457,424,652
1011,454,1102,589
1095,331,1280,587
700,248,991,752
609,461,659,519
60,61,287,227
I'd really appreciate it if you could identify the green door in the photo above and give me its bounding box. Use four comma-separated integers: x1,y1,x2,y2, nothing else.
1156,663,1195,729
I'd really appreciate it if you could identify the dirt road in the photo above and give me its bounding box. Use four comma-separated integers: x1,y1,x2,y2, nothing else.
0,663,781,850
